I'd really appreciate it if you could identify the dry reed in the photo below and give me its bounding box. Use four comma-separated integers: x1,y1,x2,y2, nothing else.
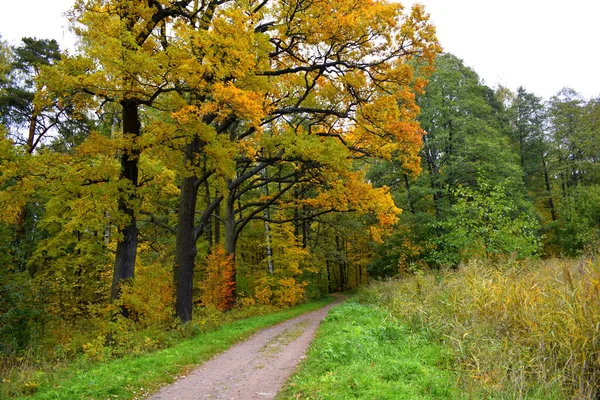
357,257,600,399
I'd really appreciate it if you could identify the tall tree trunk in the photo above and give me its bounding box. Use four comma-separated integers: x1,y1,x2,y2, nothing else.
174,138,201,322
557,153,568,198
541,151,558,222
302,218,309,249
359,263,364,285
111,100,140,301
326,259,332,293
263,211,274,275
343,240,349,290
224,189,238,298
424,151,442,219
27,107,39,154
262,169,274,275
403,173,416,214
214,189,221,244
336,235,345,291
204,180,213,248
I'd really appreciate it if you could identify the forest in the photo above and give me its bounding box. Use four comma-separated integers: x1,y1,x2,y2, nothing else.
1,0,599,399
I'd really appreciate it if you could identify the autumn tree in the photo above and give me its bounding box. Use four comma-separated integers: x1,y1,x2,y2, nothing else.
46,0,197,301
31,0,439,323
0,38,75,272
169,0,439,321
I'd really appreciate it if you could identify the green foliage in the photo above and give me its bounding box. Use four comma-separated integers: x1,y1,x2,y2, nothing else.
0,271,49,356
0,37,63,148
0,36,10,84
417,54,522,190
508,86,546,184
368,53,537,274
279,301,457,399
367,211,437,278
554,185,600,255
435,177,541,265
541,89,600,255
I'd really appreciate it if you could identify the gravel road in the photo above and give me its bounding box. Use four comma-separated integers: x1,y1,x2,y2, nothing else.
147,295,344,400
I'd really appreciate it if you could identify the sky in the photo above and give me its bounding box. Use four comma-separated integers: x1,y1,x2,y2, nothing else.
407,0,600,99
0,0,598,100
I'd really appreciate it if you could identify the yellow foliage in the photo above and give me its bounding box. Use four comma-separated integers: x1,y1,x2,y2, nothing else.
29,0,440,335
0,133,34,224
118,261,174,327
254,283,274,306
212,83,266,128
300,170,400,243
273,277,308,307
246,222,312,307
253,276,307,308
236,295,256,308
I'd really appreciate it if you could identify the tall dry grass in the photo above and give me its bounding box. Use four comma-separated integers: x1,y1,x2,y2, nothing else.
357,257,600,399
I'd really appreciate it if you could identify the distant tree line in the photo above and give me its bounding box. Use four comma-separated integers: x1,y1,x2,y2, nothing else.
368,53,600,277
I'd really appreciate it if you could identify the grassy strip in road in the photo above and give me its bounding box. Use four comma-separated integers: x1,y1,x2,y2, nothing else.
18,297,334,400
278,301,458,400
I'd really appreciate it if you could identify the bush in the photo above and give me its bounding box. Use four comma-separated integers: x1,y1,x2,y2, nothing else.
198,245,235,311
0,272,48,356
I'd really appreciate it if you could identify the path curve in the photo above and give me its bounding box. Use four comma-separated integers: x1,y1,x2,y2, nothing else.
147,294,345,400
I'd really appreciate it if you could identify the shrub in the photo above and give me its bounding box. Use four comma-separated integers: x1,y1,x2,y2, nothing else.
198,245,235,311
254,276,307,307
0,272,48,356
118,260,174,327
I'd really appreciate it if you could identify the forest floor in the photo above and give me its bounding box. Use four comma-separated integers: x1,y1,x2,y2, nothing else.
147,294,345,400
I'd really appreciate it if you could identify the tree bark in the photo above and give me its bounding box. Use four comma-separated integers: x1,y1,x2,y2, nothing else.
262,169,274,275
224,191,238,298
336,235,345,291
541,151,558,222
204,180,213,249
326,259,332,293
111,100,140,301
214,189,221,244
403,173,416,214
26,106,39,154
173,140,202,322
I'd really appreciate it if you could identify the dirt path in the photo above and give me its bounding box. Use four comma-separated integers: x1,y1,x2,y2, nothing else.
147,295,345,400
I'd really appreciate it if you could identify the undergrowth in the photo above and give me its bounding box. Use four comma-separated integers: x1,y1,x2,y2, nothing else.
356,257,600,399
1,297,333,399
279,301,458,399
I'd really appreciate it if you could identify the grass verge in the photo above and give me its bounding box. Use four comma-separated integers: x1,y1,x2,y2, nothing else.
11,296,333,400
278,301,458,399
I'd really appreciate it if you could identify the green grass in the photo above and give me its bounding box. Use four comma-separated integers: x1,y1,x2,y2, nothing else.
278,301,458,400
10,297,334,400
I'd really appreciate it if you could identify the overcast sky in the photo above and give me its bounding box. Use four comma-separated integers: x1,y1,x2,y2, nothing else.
1,0,598,100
